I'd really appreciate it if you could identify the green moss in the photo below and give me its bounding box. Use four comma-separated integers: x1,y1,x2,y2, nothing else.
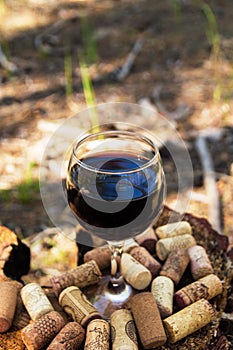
0,189,11,201
16,179,40,204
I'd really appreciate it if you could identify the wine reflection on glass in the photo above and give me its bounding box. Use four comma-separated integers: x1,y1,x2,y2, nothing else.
66,123,166,318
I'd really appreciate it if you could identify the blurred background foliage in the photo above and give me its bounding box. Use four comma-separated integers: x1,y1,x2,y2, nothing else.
0,0,233,236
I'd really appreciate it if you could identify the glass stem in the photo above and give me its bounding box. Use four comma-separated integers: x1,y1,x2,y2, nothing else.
107,241,125,289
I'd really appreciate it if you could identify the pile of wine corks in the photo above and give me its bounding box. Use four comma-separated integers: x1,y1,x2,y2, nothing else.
0,220,226,349
83,221,224,348
0,262,103,349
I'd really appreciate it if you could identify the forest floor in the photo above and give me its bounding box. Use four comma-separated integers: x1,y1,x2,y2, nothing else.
0,0,233,238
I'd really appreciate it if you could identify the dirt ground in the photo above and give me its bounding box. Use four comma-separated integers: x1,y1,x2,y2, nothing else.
0,0,233,237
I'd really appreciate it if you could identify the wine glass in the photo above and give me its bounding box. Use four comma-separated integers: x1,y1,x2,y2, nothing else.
65,123,166,318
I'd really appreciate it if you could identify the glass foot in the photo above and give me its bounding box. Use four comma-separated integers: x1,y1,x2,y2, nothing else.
83,275,136,320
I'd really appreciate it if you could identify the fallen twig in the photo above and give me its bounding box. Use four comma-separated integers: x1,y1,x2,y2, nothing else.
34,16,78,54
116,34,145,81
152,84,193,121
195,129,223,233
138,97,176,128
0,44,18,73
189,191,209,203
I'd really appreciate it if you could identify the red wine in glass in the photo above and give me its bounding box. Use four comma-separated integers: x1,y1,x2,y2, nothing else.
66,124,166,318
67,152,164,241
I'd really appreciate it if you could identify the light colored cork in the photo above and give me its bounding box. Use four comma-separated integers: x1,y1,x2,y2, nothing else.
130,292,167,349
163,298,216,343
59,286,101,327
47,322,85,350
84,246,111,270
174,273,223,308
0,281,18,332
21,311,65,350
123,239,139,253
151,276,174,318
130,246,161,278
110,309,138,350
160,248,190,284
188,245,214,280
121,253,152,290
21,283,54,321
50,260,102,296
156,234,196,261
84,319,110,350
155,221,192,239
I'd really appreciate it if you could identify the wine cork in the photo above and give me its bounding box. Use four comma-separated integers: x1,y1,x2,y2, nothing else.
21,311,65,350
121,253,152,290
47,322,85,350
160,248,190,284
59,286,101,327
174,273,223,308
155,221,192,239
0,274,10,283
151,276,174,318
0,281,18,332
84,319,110,350
8,280,24,290
11,293,31,331
11,310,30,331
44,288,70,324
156,234,196,261
163,299,216,343
130,292,167,349
84,246,111,270
130,246,161,278
123,239,139,253
188,245,214,280
135,227,157,254
110,309,138,350
21,283,54,321
50,260,102,296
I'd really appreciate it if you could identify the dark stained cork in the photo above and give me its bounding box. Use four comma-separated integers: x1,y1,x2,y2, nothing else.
50,260,102,296
21,311,66,350
130,246,161,278
84,246,111,270
130,292,167,349
160,248,190,285
47,322,85,350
